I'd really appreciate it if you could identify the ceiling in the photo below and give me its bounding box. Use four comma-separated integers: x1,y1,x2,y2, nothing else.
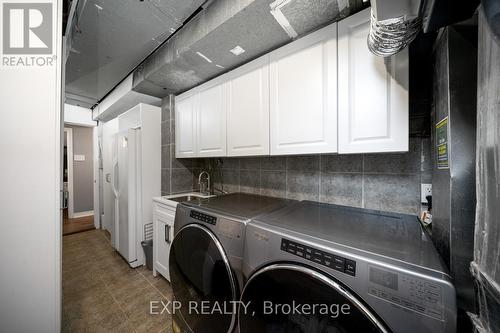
64,0,205,108
132,0,368,97
65,0,367,108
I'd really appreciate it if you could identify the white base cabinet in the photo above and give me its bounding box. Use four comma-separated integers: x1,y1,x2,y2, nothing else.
152,201,175,281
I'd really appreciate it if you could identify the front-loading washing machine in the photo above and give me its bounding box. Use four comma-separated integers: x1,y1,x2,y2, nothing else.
169,193,294,333
240,201,456,333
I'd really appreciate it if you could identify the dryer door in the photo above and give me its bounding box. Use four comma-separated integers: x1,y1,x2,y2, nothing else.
239,263,390,333
170,224,237,333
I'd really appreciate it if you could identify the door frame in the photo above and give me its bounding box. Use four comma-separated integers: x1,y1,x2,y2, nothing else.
64,127,75,218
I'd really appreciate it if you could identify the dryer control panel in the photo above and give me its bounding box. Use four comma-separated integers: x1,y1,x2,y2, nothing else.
281,238,356,276
368,266,444,321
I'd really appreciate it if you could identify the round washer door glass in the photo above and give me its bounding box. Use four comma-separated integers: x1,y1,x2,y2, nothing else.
169,224,237,333
239,264,389,333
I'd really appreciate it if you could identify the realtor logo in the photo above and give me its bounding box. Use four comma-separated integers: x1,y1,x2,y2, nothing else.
2,3,52,54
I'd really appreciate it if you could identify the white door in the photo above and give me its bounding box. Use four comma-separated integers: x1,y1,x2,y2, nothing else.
269,23,338,155
338,8,409,153
227,56,270,156
154,213,174,280
197,80,227,157
175,93,197,158
116,131,130,260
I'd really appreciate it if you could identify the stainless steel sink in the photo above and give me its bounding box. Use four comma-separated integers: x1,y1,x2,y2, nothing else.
169,195,203,203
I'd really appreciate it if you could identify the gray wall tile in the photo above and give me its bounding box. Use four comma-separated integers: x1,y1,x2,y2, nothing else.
421,171,432,184
287,155,320,171
192,168,202,191
161,145,170,169
161,169,170,195
240,157,261,170
286,171,320,201
320,173,363,207
220,158,240,170
161,121,170,146
240,170,261,194
161,97,171,122
221,169,240,193
321,154,363,173
261,171,286,198
261,156,286,171
421,137,432,171
171,169,194,193
364,138,421,174
364,174,420,214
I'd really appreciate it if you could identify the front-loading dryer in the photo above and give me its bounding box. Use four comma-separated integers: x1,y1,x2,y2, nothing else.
240,201,456,333
169,193,294,333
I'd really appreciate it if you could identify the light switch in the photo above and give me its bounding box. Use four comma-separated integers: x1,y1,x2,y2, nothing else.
74,154,85,161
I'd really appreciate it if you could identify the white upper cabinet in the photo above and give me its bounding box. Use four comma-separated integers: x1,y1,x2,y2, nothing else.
227,56,270,156
338,8,409,154
197,79,227,157
269,24,338,155
175,92,197,158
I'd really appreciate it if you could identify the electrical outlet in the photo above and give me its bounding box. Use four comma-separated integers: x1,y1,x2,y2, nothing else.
421,184,432,203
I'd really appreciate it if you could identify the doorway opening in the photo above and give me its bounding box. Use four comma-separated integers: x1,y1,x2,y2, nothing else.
63,126,96,235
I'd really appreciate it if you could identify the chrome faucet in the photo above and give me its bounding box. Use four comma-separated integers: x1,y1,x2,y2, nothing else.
198,171,211,195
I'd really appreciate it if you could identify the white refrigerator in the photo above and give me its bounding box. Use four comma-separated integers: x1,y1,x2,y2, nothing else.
108,104,161,268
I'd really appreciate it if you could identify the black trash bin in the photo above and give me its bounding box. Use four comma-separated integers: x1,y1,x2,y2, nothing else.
141,239,153,270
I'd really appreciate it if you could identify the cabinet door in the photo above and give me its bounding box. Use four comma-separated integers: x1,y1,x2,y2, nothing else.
269,24,337,155
338,8,409,153
197,80,227,157
227,56,270,156
154,212,174,281
175,93,197,158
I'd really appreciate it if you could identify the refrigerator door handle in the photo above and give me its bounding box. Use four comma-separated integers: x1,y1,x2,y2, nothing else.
165,224,171,244
111,157,119,197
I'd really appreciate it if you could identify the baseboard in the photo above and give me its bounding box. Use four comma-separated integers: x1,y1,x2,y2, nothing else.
72,210,94,218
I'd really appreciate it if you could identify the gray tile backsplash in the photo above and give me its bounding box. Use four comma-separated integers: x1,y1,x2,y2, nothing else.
260,170,286,198
161,96,430,215
286,171,320,201
320,173,363,207
363,173,421,213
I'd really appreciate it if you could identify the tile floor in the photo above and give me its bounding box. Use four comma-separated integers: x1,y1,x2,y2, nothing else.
62,229,173,332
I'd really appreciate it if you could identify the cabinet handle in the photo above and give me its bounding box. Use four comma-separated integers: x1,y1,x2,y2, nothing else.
165,225,171,244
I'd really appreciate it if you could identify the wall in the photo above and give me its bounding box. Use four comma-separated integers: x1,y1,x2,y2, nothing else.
431,22,478,314
470,8,500,333
161,95,431,216
0,0,62,331
64,103,97,127
67,125,94,213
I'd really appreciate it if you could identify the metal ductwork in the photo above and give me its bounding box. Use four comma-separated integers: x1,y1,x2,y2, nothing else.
368,0,422,57
132,0,368,98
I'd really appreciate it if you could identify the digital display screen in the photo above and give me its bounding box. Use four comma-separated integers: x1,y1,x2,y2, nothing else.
369,267,398,291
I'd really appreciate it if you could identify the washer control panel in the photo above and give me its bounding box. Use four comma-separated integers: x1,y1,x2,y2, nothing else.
368,266,444,320
281,238,356,276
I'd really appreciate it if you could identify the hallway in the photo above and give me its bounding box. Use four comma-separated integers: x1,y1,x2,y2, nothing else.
62,230,173,332
63,209,95,236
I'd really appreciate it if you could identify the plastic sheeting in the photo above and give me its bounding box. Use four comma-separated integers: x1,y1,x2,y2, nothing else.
471,7,500,333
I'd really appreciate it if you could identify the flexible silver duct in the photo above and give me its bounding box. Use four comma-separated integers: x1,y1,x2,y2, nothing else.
368,8,421,57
